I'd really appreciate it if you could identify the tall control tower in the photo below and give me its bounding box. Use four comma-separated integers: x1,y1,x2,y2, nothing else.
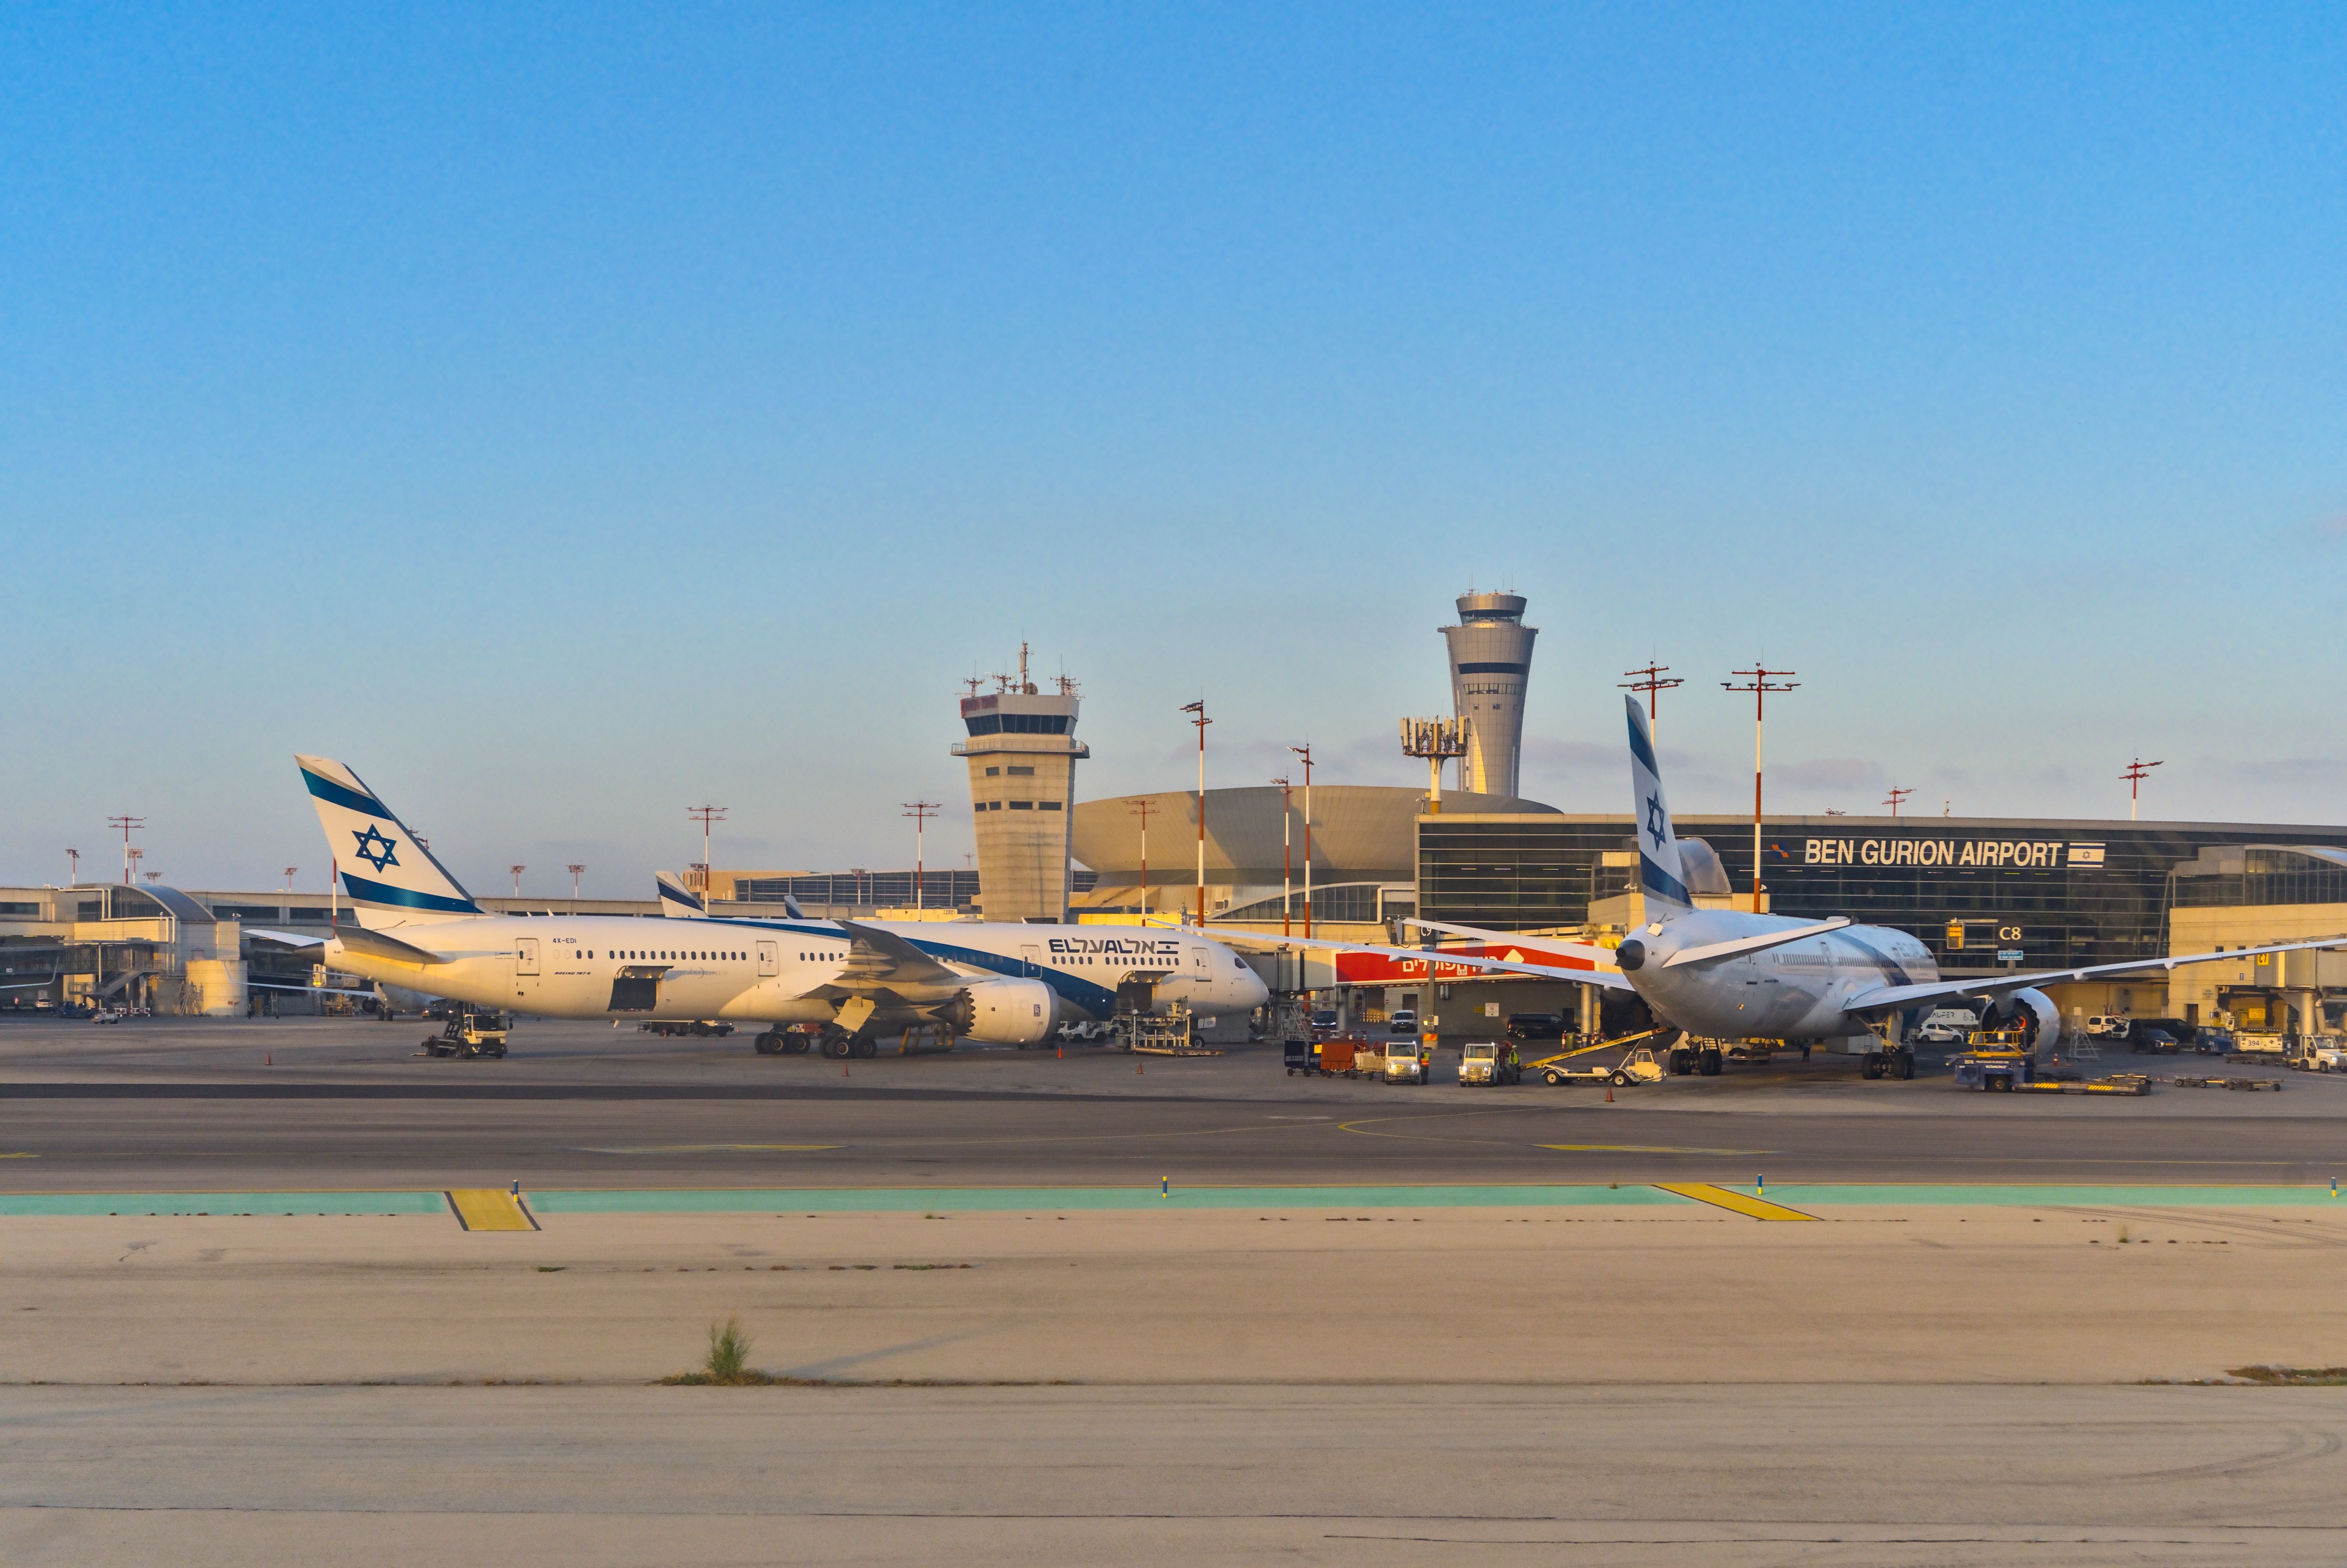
1443,591,1537,799
951,647,1089,923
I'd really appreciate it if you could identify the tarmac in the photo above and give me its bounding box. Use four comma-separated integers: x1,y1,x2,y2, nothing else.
3,1016,2344,1564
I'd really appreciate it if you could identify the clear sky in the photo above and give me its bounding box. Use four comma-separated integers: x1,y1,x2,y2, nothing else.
4,4,2341,896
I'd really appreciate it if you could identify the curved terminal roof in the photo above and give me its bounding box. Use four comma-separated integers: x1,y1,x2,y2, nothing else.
1071,785,1556,886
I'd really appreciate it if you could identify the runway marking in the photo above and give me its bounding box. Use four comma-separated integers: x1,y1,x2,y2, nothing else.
1655,1182,1819,1221
446,1189,539,1232
561,1144,841,1155
0,1191,449,1216
529,1184,1685,1212
0,1154,34,1159
1542,1144,1770,1156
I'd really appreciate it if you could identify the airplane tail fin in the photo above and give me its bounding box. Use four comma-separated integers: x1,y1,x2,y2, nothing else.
295,756,482,926
1624,697,1692,923
655,872,706,919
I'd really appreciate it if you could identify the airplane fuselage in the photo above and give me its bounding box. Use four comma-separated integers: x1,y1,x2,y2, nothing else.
1618,909,1940,1041
325,913,1266,1026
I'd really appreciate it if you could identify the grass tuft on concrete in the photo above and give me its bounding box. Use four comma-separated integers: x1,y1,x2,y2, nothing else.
664,1314,773,1385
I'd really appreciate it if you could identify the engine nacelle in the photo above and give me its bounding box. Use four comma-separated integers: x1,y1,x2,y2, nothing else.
2001,987,2061,1050
943,979,1058,1046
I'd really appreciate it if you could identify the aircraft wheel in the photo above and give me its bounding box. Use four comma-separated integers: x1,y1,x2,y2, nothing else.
851,1036,877,1059
785,1036,810,1055
753,1032,781,1056
1668,1047,1694,1075
1862,1053,1882,1080
820,1034,848,1059
1699,1048,1723,1076
1896,1051,1915,1081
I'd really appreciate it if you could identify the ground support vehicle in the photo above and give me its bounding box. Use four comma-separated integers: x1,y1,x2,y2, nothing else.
1951,1035,2035,1091
2173,1075,2285,1092
2285,1039,2346,1072
1385,1044,1430,1085
640,1020,735,1038
1544,1046,1666,1088
1458,1040,1522,1086
1284,1038,1314,1074
1387,1010,1419,1036
1348,1039,1387,1079
2226,1034,2289,1063
422,1010,509,1059
2013,1071,2151,1096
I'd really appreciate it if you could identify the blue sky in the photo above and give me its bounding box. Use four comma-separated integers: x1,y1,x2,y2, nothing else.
3,4,2341,894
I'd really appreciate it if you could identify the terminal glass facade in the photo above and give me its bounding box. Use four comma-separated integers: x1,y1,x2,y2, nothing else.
1419,816,2347,970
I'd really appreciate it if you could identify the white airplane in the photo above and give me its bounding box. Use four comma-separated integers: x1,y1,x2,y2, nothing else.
1401,696,2347,1078
281,755,1270,1056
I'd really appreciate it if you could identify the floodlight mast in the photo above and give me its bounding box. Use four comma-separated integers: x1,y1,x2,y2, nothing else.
1182,702,1210,926
1288,744,1315,938
2121,758,2163,821
902,802,941,910
1884,786,1913,818
1124,798,1158,920
1721,667,1798,914
1618,663,1684,737
686,805,727,901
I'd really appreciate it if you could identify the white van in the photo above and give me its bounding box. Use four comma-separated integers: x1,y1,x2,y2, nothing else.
1912,1008,1981,1045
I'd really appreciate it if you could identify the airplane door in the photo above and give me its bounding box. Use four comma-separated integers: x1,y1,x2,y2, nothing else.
516,939,539,976
1020,943,1041,978
1190,946,1209,978
756,941,779,977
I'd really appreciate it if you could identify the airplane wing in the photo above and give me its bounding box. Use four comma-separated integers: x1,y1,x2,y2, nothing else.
247,980,390,999
245,928,325,947
1842,934,2347,1015
1217,930,1637,991
830,919,971,988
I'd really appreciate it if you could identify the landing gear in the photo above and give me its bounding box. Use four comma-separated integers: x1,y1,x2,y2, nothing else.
1668,1047,1695,1076
1698,1046,1723,1077
754,1030,782,1055
1861,1047,1916,1081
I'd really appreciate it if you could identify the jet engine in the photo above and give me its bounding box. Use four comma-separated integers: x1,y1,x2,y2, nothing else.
1997,988,2061,1051
940,979,1058,1046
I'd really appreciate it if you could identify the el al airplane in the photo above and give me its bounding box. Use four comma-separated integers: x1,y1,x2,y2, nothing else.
1394,696,2347,1077
280,755,1270,1056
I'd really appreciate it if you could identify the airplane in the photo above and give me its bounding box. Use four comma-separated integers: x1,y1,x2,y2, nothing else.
280,754,1272,1056
1396,695,2347,1078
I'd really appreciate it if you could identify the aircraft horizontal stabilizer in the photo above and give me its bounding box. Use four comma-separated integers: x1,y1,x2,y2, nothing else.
327,926,450,967
1217,929,1636,991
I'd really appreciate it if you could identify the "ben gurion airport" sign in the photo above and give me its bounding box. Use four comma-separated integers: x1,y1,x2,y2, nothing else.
1795,838,2107,870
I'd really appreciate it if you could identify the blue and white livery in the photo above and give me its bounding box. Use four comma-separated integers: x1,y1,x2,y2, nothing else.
290,755,1268,1056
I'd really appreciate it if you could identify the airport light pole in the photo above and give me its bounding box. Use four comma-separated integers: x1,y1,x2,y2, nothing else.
65,848,79,886
510,865,526,898
1182,701,1211,927
283,867,297,893
902,802,941,911
1125,798,1157,921
107,816,143,885
686,805,727,902
1619,663,1685,737
1722,667,1798,914
567,864,585,914
1273,776,1293,936
1289,744,1315,938
2121,757,2163,821
1884,786,1913,818
127,848,143,886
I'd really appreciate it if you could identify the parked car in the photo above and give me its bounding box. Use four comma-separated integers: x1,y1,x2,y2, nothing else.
1913,1008,1984,1046
2127,1027,2180,1054
2083,1014,2130,1039
1387,1009,1419,1036
1505,1013,1564,1043
1307,1009,1340,1041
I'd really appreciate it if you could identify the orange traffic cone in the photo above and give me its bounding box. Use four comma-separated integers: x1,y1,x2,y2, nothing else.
265,1053,272,1067
842,1063,849,1077
1605,1085,1614,1102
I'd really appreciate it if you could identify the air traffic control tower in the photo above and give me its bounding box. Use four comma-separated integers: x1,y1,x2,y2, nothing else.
952,655,1089,923
1444,591,1537,799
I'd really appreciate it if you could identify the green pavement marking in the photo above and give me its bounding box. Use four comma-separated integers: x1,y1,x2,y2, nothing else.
0,1192,449,1217
1723,1184,2345,1208
530,1184,1688,1213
